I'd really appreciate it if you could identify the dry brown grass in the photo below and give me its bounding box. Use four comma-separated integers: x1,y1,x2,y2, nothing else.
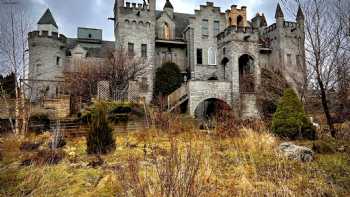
0,119,349,196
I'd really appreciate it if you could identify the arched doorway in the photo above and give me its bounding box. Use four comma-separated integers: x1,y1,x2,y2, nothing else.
239,54,255,93
194,98,231,120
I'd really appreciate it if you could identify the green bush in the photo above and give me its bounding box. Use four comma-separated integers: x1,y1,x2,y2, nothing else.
272,88,316,140
154,62,183,98
86,102,115,154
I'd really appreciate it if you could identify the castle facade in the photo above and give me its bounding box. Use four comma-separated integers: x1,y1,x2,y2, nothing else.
28,0,306,119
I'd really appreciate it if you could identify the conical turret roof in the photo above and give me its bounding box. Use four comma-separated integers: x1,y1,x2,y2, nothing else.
275,3,284,18
296,5,304,20
164,0,173,9
38,9,58,28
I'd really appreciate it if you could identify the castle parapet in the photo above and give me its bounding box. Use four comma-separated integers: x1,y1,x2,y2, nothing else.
263,21,299,35
217,25,258,41
123,1,150,11
28,30,67,43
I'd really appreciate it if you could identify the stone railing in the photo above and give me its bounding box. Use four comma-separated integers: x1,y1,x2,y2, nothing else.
167,83,189,110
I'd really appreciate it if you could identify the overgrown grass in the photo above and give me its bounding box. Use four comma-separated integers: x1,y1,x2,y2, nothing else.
0,124,349,196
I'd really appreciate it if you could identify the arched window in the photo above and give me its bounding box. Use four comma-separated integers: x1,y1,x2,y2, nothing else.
239,54,255,93
228,17,232,26
164,22,170,40
208,47,217,65
237,15,243,27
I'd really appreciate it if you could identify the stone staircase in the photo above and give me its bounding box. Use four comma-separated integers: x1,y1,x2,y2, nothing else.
167,83,189,112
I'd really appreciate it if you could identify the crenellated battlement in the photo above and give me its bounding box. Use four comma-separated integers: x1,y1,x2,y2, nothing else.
217,25,258,41
28,31,67,43
120,1,151,11
263,21,300,35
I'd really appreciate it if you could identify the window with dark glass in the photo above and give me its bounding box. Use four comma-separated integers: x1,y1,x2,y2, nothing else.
128,43,134,55
56,56,61,66
141,44,147,57
197,48,203,64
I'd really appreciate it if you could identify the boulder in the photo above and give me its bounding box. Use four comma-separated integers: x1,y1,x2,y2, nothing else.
279,142,314,162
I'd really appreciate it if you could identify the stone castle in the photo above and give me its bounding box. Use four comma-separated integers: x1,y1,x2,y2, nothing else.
28,0,306,119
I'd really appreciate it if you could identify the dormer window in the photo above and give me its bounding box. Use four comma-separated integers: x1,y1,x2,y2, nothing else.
164,22,170,40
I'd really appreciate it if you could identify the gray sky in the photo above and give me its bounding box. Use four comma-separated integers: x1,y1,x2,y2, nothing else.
24,0,296,41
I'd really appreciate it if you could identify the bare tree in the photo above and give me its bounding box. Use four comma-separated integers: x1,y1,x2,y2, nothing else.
64,47,150,104
280,0,350,137
104,47,149,101
0,0,32,135
64,57,105,103
286,0,349,137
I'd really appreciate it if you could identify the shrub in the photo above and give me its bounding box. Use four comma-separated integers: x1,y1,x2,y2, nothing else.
154,62,183,99
272,88,316,140
86,102,115,154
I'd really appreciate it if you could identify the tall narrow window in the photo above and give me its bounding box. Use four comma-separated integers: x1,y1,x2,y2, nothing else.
56,56,61,66
296,55,301,67
128,42,134,56
208,47,217,65
164,22,170,40
287,54,292,65
197,48,203,64
202,19,209,38
141,44,147,58
214,21,220,36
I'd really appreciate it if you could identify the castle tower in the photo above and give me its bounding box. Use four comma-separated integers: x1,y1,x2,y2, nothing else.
113,0,156,103
226,5,248,27
268,3,306,94
28,9,67,100
37,9,58,36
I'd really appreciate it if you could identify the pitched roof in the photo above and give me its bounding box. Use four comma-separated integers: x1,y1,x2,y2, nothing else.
156,11,193,39
38,9,58,28
66,38,115,58
275,3,284,18
296,5,304,20
164,0,173,9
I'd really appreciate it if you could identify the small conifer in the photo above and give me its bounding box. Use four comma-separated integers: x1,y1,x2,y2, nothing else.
272,88,316,140
86,102,115,154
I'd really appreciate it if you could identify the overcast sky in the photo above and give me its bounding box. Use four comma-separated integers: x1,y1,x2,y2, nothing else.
22,0,296,41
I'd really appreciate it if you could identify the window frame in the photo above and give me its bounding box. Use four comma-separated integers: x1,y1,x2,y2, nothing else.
213,20,220,36
208,47,217,65
201,19,209,39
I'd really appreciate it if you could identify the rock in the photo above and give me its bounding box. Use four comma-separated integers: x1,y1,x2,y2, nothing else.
279,142,314,162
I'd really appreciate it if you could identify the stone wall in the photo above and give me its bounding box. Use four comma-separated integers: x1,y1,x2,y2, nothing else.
188,80,232,116
190,2,226,80
240,93,259,118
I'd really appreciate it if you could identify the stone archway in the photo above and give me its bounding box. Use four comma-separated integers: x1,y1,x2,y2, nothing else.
194,98,232,120
239,54,255,93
